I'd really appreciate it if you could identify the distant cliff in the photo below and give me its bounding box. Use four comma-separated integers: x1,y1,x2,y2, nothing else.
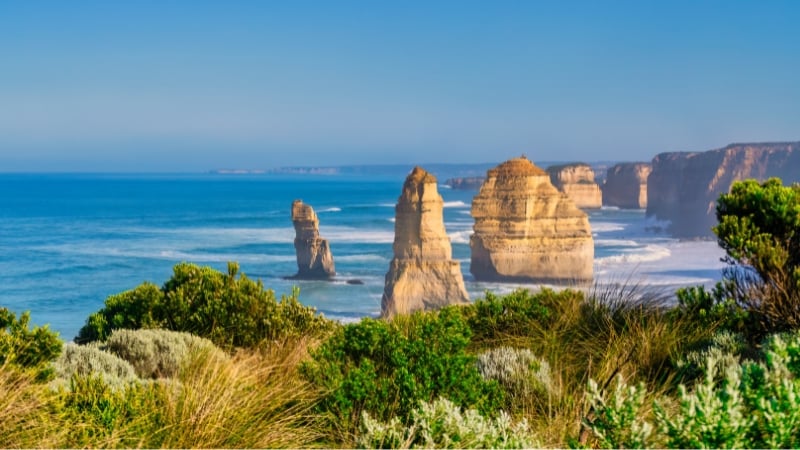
546,163,602,209
603,163,651,209
647,142,800,237
444,177,485,190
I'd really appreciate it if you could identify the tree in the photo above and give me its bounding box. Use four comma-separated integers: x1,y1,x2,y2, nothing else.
712,178,800,335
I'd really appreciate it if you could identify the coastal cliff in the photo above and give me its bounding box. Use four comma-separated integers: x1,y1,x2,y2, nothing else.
647,142,800,237
444,177,485,190
382,167,470,317
290,200,336,279
602,162,651,209
546,163,602,209
470,157,593,283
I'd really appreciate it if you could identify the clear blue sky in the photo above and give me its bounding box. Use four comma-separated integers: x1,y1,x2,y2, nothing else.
1,0,798,171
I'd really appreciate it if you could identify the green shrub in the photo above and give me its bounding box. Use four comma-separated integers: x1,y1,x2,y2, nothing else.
76,262,335,349
77,283,164,344
715,178,800,286
0,307,62,371
477,346,552,413
585,375,654,449
736,335,800,449
55,343,138,388
655,355,752,449
460,289,560,344
358,397,534,449
53,373,167,447
104,329,224,379
584,331,800,449
303,307,502,435
671,179,800,342
673,284,750,333
677,330,747,382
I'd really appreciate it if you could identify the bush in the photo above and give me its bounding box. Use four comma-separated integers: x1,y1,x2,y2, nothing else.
76,262,335,349
53,373,166,447
715,178,800,283
477,346,552,413
585,375,654,449
77,283,164,344
677,330,746,382
693,178,800,340
655,354,753,449
460,289,560,344
584,330,800,448
358,397,534,449
0,307,62,371
55,343,138,388
303,307,502,436
673,283,749,333
104,329,224,379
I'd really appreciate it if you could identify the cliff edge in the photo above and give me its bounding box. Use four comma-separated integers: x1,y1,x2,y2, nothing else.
647,142,800,237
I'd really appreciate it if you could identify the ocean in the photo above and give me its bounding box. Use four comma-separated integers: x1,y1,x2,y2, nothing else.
0,172,727,341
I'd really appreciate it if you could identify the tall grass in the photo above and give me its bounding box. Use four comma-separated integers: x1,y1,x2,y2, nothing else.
1,281,723,448
41,335,326,448
147,336,324,448
464,282,716,447
0,363,60,448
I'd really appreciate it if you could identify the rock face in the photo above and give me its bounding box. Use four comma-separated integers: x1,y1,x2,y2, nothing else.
444,176,486,190
290,200,335,279
382,167,470,317
546,163,602,209
602,162,651,209
470,157,594,283
647,142,800,238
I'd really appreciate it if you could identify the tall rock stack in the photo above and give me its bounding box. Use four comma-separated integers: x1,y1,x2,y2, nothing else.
382,167,470,317
290,200,335,279
602,162,651,209
470,156,594,283
546,163,603,209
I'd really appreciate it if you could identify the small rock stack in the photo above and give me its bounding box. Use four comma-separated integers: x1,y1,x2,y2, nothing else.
470,156,594,283
290,199,335,279
602,162,651,209
547,163,602,209
382,167,470,317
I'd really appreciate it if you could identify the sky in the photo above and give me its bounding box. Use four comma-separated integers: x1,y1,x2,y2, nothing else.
1,0,799,172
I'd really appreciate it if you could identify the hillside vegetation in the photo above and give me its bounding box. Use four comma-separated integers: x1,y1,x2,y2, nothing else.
1,177,799,448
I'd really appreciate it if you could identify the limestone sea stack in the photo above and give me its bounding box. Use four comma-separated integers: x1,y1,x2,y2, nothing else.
381,167,470,317
647,142,800,237
602,162,651,209
546,163,602,209
470,157,594,283
290,200,335,279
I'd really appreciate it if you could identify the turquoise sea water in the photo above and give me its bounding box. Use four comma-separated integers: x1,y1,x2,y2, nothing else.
0,172,726,341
